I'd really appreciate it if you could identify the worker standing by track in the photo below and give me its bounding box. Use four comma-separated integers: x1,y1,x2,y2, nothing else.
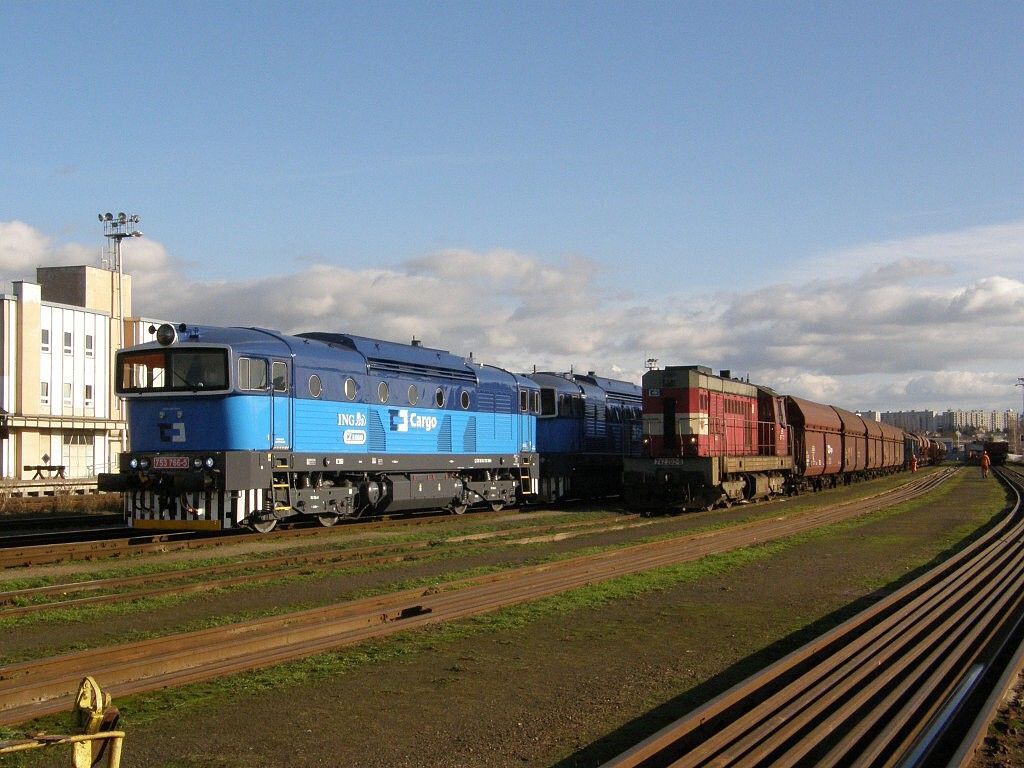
981,450,991,479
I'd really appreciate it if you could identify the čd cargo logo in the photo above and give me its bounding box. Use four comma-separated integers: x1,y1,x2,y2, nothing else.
389,409,438,433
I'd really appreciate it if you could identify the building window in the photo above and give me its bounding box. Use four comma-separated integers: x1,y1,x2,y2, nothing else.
85,334,94,358
40,382,50,405
63,331,72,355
41,329,50,352
84,384,94,407
63,382,73,406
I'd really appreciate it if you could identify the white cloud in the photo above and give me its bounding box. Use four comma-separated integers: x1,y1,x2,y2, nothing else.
2,218,1022,412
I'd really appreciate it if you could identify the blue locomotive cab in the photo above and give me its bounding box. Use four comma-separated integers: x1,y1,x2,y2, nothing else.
113,328,294,453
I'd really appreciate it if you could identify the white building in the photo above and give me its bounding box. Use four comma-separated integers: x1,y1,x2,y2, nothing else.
0,265,159,480
941,409,1020,433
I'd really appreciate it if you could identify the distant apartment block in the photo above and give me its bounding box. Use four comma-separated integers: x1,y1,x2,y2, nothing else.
941,409,1020,433
0,266,162,480
880,410,940,433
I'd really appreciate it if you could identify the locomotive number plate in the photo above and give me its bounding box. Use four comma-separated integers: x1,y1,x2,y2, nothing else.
153,456,189,469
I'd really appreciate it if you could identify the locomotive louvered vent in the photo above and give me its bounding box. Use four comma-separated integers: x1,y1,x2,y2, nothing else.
463,417,477,452
437,415,453,452
368,410,387,452
366,359,477,384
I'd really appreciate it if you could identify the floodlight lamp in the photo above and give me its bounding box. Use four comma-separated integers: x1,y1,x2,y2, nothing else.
118,212,126,222
134,230,143,237
104,212,113,221
97,213,104,222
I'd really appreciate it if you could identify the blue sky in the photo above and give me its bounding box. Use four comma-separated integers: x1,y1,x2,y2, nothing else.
2,2,1023,412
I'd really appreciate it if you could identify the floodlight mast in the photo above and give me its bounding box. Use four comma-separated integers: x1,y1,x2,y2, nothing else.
98,212,142,419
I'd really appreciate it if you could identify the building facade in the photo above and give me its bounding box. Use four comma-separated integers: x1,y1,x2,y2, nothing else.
880,410,940,433
0,266,159,480
941,409,1020,434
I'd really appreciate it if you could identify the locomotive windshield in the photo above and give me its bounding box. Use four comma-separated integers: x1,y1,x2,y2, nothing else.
117,348,230,393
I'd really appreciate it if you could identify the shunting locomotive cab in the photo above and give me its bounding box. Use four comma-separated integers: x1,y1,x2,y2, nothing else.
625,365,792,512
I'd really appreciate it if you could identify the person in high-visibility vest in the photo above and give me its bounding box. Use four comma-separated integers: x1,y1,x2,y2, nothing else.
910,455,918,473
981,450,991,479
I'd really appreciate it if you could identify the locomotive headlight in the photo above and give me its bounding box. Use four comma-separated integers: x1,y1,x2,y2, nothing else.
139,458,151,469
689,437,697,444
204,457,215,469
192,458,203,468
155,323,178,346
129,458,139,470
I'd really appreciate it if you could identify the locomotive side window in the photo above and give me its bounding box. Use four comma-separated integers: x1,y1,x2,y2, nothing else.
237,357,268,391
378,381,389,403
308,374,322,398
272,362,288,392
520,390,528,412
540,388,556,417
460,390,470,409
435,387,445,407
408,385,419,405
531,391,540,414
251,359,268,389
344,377,357,400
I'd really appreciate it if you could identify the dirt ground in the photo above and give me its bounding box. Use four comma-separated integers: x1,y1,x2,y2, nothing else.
972,680,1024,768
11,471,1009,767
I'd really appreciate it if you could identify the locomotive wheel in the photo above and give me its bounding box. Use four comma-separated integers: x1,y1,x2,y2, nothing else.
317,514,338,527
251,519,278,533
489,501,505,512
449,503,468,515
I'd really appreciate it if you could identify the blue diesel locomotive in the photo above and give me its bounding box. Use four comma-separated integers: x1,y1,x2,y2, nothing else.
99,323,540,531
526,371,643,501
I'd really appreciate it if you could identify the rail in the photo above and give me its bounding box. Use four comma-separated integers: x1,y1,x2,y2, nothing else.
600,465,1024,767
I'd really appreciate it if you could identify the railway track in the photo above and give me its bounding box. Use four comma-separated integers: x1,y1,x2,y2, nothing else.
0,505,538,569
0,513,649,619
600,464,1024,768
0,513,123,533
0,468,953,726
